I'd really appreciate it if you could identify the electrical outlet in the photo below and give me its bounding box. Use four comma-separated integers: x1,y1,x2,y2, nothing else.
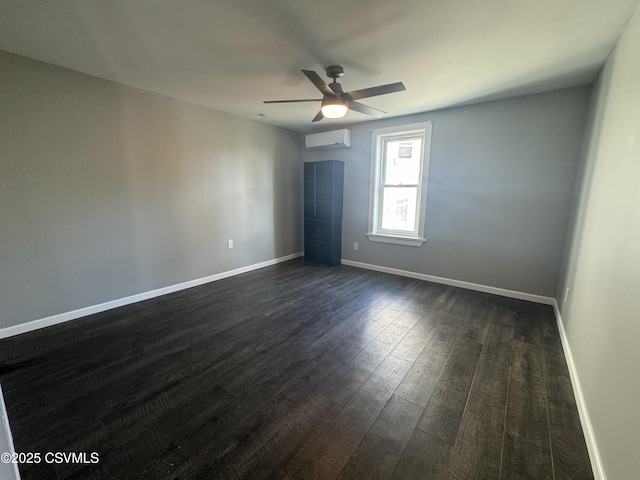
353,242,359,250
227,239,234,249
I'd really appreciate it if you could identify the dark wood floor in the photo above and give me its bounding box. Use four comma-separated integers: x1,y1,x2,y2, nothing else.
0,259,594,480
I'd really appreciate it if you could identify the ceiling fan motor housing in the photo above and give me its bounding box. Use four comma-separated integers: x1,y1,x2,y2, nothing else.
325,65,344,80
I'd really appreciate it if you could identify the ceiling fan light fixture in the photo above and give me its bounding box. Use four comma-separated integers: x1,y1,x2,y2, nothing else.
264,67,404,122
321,97,348,118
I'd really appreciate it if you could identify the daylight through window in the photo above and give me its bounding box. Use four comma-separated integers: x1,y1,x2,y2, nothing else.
368,122,432,247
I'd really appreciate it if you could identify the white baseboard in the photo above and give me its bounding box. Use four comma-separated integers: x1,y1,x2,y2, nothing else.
0,383,21,480
340,259,555,305
0,253,302,340
552,301,606,480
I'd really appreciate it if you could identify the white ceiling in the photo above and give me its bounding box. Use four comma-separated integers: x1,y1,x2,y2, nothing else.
1,0,638,132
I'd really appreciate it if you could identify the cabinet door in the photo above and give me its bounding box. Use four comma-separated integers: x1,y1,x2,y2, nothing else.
303,163,316,219
304,219,331,243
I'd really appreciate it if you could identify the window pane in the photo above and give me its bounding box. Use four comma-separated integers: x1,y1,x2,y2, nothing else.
381,186,418,232
383,137,422,185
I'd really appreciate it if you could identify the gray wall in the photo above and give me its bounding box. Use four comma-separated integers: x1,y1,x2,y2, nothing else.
302,88,591,297
557,4,640,479
0,50,301,329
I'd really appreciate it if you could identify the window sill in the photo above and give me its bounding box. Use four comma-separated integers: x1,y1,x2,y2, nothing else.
366,233,426,247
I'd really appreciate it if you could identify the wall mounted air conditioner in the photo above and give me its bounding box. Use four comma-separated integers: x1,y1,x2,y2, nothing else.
305,129,351,149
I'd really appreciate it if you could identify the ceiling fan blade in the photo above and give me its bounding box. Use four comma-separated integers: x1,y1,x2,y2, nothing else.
347,82,406,100
302,70,335,96
348,100,386,118
263,99,321,103
312,111,324,122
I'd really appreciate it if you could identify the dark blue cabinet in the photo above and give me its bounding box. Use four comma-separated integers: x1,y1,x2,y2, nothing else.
304,160,344,266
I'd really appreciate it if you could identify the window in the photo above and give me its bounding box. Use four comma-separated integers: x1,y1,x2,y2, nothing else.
368,122,432,247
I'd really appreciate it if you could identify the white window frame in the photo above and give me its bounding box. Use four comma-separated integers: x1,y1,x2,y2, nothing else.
367,121,432,247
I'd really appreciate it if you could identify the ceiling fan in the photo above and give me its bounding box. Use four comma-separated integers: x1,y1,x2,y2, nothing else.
263,65,406,122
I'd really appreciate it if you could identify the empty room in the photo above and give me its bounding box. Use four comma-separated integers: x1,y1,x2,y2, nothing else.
1,1,639,479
